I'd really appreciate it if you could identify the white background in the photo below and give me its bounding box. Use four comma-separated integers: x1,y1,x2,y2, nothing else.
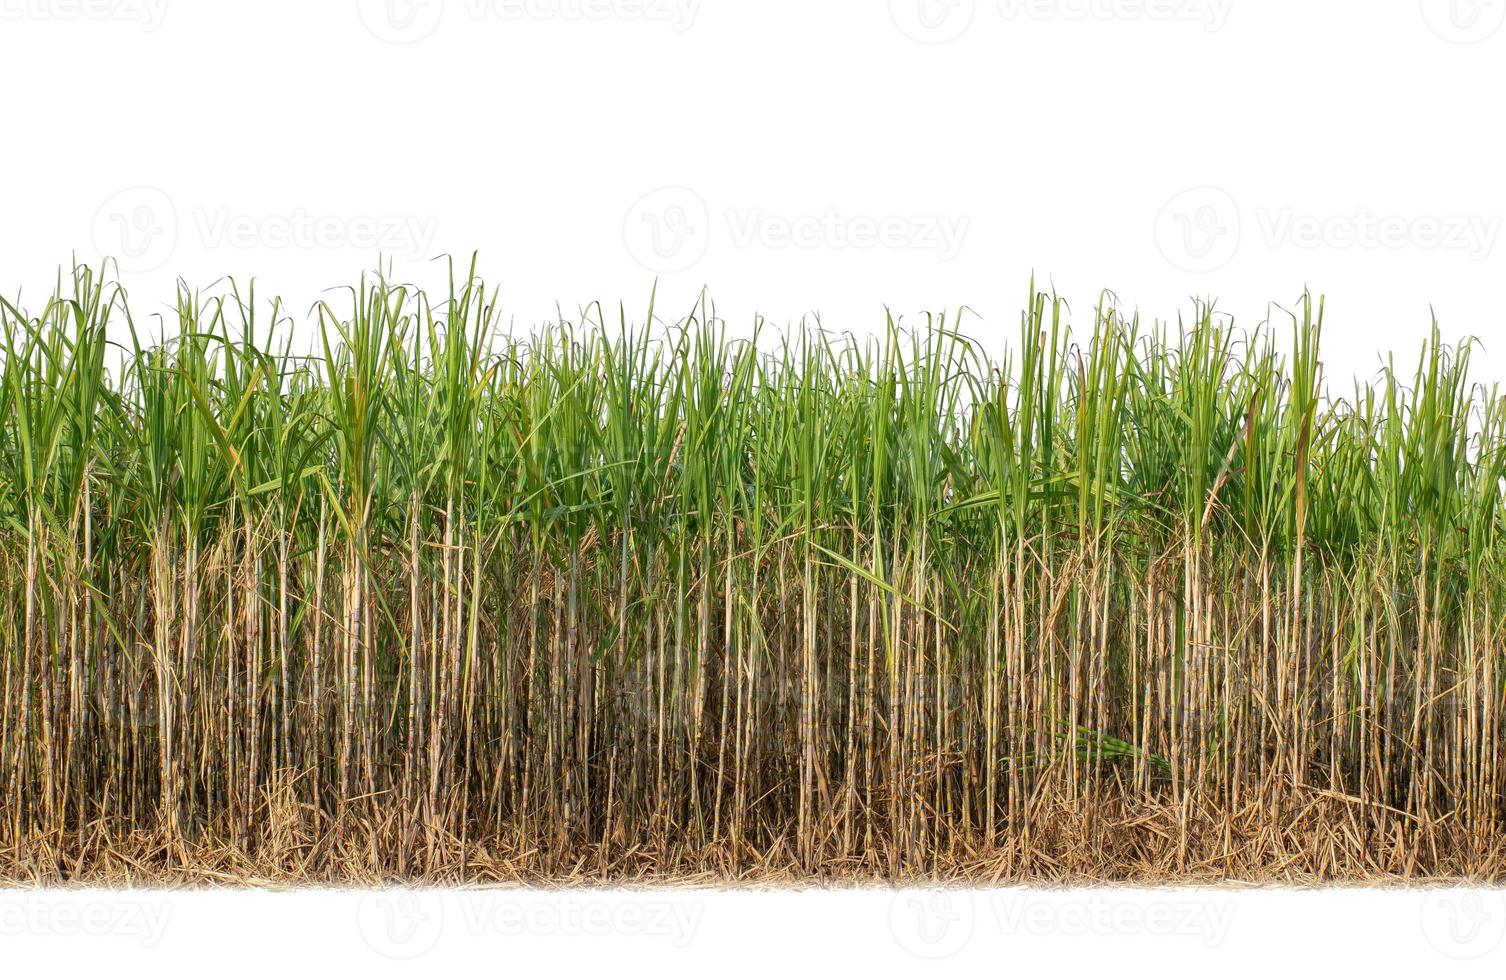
3,0,1505,385
5,887,1506,976
4,0,1506,972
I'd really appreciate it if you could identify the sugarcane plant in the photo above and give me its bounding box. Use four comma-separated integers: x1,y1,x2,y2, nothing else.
1,260,1503,884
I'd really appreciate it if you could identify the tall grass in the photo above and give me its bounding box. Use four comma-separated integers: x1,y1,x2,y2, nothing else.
2,261,1504,883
